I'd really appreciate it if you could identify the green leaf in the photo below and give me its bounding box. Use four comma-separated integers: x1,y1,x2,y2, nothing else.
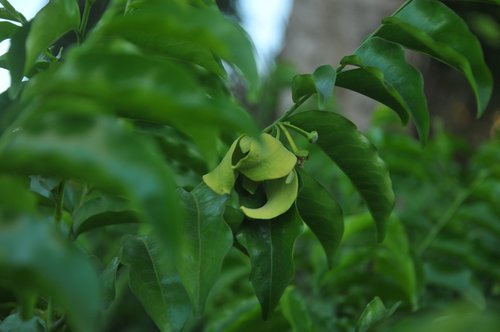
6,22,30,98
375,0,493,117
338,37,428,141
25,0,80,71
289,111,394,242
235,134,297,182
203,138,240,195
100,257,120,309
237,207,304,319
241,170,298,220
356,297,400,332
0,218,100,332
0,109,183,253
0,313,44,332
292,65,336,109
121,235,191,332
281,287,314,332
0,0,27,23
177,183,233,313
72,192,139,236
98,0,259,93
0,21,17,42
0,175,37,214
296,169,344,269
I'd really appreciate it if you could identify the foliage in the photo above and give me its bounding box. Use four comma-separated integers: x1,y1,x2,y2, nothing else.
0,0,497,331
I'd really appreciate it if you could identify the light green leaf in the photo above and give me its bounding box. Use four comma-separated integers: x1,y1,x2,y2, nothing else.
0,218,100,332
121,235,191,332
356,297,400,332
241,170,298,220
177,183,233,313
375,0,493,116
289,111,394,242
0,109,183,252
203,139,240,195
235,134,297,182
237,207,304,319
25,0,80,71
98,0,258,93
339,37,428,141
281,286,314,332
296,169,343,269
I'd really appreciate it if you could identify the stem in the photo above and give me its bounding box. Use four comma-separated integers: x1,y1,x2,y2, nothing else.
263,94,311,132
18,291,36,320
54,180,66,224
278,123,299,154
282,122,311,138
77,0,94,43
417,173,487,256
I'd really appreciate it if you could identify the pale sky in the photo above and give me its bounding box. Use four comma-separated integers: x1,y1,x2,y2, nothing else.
0,0,290,92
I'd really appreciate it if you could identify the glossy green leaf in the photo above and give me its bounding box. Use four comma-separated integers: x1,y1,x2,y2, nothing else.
375,0,493,116
235,134,297,182
281,286,314,332
0,313,44,332
296,169,344,269
6,22,29,98
72,192,139,236
0,218,100,332
289,111,394,241
203,139,240,195
241,170,298,220
98,0,258,93
339,37,428,141
177,183,233,313
292,65,336,109
237,207,304,319
25,50,258,136
0,21,17,42
356,297,400,332
25,0,80,71
0,109,183,252
121,235,191,332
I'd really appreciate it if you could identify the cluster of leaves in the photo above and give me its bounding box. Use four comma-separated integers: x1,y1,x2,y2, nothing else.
0,0,496,331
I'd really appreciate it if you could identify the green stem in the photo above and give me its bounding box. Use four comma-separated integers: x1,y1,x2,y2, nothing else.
417,172,487,256
263,94,311,133
77,0,94,44
278,123,299,154
54,180,66,224
18,291,36,321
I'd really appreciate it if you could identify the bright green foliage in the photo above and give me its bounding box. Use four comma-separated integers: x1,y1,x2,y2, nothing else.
0,0,496,330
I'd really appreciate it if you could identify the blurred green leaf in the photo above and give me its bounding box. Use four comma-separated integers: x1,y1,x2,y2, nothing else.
0,175,37,214
121,235,191,332
237,207,304,319
356,297,399,332
0,313,44,332
0,109,183,253
375,0,493,116
25,0,80,71
292,65,336,109
177,183,232,314
281,286,315,332
101,257,120,309
296,169,343,269
98,0,259,93
0,21,17,42
338,37,428,141
289,111,394,242
0,218,100,332
6,22,29,98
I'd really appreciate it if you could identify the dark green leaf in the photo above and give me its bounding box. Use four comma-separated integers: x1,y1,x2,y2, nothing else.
0,109,183,252
0,218,100,332
237,207,304,319
296,169,344,269
72,192,139,236
98,0,258,93
25,0,80,71
0,7,20,22
0,175,37,214
0,21,17,42
281,287,314,332
292,65,336,109
289,111,394,242
375,0,493,116
101,257,120,309
0,313,44,332
0,0,27,23
6,22,30,98
356,297,400,332
338,37,428,141
177,183,232,313
121,235,191,332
